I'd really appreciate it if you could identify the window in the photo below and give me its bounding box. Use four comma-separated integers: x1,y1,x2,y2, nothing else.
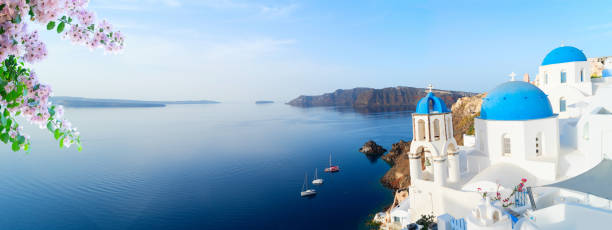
417,120,426,141
536,133,542,157
580,69,584,82
561,71,567,83
433,119,440,140
544,72,548,84
394,217,400,223
502,134,511,156
583,122,590,140
560,97,567,112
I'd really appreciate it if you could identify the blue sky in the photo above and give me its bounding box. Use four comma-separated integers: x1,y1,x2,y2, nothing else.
32,0,612,102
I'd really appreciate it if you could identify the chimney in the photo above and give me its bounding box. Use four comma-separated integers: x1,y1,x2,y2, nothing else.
523,73,531,83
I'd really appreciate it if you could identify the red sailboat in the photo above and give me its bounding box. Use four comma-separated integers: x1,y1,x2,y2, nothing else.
324,153,340,173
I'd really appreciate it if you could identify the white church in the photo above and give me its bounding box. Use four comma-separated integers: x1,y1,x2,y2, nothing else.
375,46,612,230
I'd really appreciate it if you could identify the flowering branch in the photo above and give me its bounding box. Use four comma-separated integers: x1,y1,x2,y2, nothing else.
0,0,124,152
477,178,527,208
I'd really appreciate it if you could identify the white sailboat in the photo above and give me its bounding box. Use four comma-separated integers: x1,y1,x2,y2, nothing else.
312,168,324,185
301,173,317,197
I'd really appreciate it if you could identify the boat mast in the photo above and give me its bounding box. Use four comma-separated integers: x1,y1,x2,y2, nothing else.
302,173,306,191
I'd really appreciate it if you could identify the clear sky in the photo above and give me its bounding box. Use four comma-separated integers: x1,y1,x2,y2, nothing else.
33,0,612,102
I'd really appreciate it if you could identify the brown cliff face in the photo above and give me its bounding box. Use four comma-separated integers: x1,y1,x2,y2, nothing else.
380,140,411,190
359,140,387,155
451,93,485,145
381,140,411,166
287,87,476,109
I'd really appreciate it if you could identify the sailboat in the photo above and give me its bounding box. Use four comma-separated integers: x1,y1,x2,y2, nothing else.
312,168,324,185
324,153,340,173
301,173,317,197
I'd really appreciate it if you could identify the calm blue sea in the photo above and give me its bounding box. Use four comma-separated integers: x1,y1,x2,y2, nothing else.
0,103,413,229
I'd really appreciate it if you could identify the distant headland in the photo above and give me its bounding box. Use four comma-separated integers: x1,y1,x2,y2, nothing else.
255,100,274,104
287,86,476,110
51,96,220,108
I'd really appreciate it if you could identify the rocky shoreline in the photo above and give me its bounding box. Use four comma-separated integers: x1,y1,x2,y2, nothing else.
380,140,412,189
359,140,387,155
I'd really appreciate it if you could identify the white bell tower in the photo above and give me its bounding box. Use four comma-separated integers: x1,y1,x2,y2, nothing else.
409,84,460,186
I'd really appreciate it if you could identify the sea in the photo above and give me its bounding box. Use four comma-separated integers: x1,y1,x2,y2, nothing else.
0,103,414,229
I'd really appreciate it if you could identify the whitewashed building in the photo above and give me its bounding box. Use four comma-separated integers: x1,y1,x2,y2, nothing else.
379,46,612,230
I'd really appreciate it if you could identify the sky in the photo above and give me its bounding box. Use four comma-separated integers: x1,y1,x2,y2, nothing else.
31,0,612,102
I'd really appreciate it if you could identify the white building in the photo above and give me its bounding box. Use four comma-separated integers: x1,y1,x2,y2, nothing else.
379,45,612,230
535,46,592,118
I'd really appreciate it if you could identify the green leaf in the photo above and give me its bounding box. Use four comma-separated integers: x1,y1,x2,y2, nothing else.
24,143,29,152
57,22,65,33
0,4,5,11
11,14,21,24
0,115,6,126
46,21,55,30
47,122,54,132
11,142,19,152
0,133,8,144
78,145,83,152
54,129,61,140
16,135,25,144
59,137,64,148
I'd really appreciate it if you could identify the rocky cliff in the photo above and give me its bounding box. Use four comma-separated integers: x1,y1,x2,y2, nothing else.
380,140,412,189
287,87,476,109
451,93,485,145
359,140,387,155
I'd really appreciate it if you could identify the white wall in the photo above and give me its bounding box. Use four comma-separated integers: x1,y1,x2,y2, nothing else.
536,61,593,118
576,111,612,165
545,86,588,118
537,61,592,96
463,135,475,147
409,179,483,222
527,203,612,230
474,117,560,180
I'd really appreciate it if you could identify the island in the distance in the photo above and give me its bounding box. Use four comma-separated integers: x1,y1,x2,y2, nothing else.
255,100,274,104
287,86,476,110
51,96,220,108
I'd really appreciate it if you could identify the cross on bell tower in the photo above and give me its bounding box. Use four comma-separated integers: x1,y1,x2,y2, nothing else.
427,84,433,93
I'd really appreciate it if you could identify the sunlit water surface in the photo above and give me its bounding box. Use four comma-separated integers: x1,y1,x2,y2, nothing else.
0,103,413,229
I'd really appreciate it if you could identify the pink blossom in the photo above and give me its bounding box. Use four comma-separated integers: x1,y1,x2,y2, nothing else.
8,130,17,139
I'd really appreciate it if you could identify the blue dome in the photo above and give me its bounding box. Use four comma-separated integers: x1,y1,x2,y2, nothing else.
480,81,553,121
603,69,612,77
541,46,587,66
415,92,450,114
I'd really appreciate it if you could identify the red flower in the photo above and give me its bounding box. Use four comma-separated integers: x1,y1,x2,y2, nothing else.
521,178,527,183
